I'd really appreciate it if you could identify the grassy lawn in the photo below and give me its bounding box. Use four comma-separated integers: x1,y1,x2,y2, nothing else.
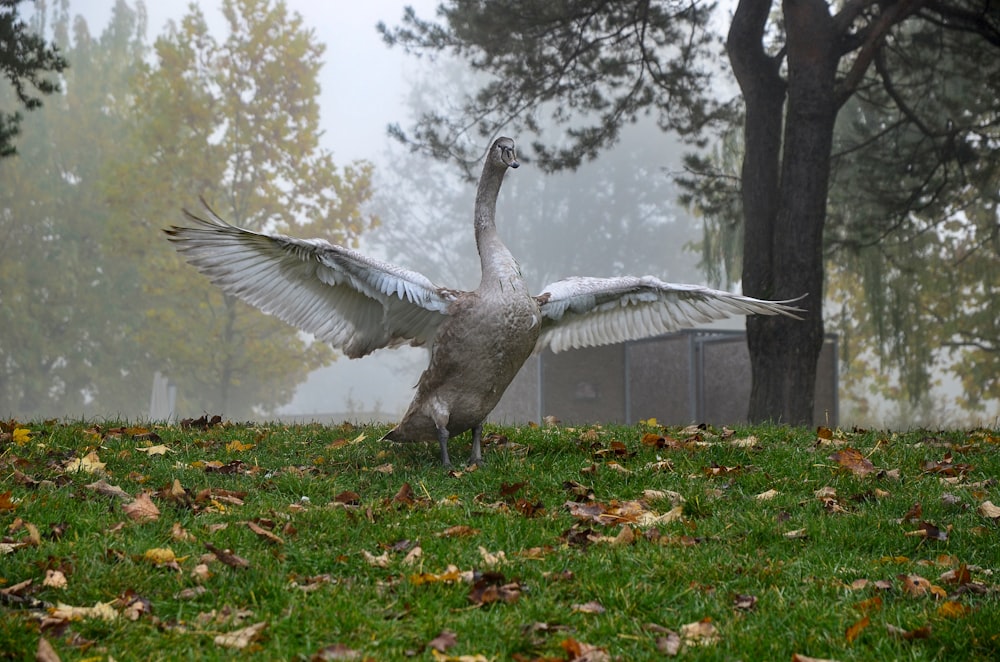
1,419,998,660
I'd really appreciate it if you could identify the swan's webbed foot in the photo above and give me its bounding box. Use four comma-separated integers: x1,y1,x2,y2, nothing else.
467,424,484,468
437,426,452,469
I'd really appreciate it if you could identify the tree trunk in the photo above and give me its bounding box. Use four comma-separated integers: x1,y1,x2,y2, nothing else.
731,0,837,424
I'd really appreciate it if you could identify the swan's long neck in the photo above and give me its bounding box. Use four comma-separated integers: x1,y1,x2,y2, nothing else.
474,163,524,292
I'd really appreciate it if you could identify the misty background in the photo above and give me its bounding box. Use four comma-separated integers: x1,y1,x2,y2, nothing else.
2,0,996,428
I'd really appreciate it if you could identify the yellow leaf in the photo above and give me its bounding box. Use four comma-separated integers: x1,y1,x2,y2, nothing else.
136,444,171,455
226,440,255,452
937,600,971,618
63,451,106,474
50,601,118,622
12,428,31,445
143,547,178,565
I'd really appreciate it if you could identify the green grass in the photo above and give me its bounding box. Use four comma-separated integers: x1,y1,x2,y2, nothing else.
2,420,999,660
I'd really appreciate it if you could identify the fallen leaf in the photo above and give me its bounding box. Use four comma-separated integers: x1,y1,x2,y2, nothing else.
885,623,932,640
204,543,250,570
977,500,1000,519
63,451,106,474
937,601,971,618
49,601,118,622
845,615,870,643
36,637,61,662
829,448,876,476
655,631,682,656
246,520,284,545
560,637,610,661
12,428,31,445
122,492,160,522
172,521,196,542
136,444,171,455
791,656,842,662
438,525,479,538
733,593,757,611
680,618,720,647
427,630,458,653
143,547,180,567
225,440,255,452
362,550,390,568
756,489,779,500
571,600,605,615
311,643,362,660
42,569,68,590
85,479,131,500
214,621,268,649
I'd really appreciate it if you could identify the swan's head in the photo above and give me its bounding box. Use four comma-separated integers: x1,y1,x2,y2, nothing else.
491,137,519,169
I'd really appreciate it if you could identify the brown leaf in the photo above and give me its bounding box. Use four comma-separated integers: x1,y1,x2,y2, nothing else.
900,502,923,523
571,600,605,615
732,593,757,611
427,630,458,653
246,521,284,545
214,621,267,649
438,525,479,538
84,479,130,500
905,521,948,541
560,637,610,662
845,615,870,643
680,618,720,647
333,490,361,506
885,623,932,640
311,643,362,660
655,631,682,656
829,448,876,476
204,543,250,570
36,636,61,662
468,576,521,607
122,492,160,522
977,500,1000,519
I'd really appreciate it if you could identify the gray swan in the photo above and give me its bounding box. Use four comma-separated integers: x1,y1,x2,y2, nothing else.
165,137,802,467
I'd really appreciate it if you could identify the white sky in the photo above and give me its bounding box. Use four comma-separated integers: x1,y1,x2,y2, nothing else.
72,1,436,166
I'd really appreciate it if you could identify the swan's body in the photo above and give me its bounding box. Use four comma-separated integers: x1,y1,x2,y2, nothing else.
166,137,802,466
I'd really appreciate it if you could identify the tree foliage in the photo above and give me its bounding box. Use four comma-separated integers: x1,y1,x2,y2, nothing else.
0,0,376,419
107,0,376,418
0,0,146,416
0,0,67,157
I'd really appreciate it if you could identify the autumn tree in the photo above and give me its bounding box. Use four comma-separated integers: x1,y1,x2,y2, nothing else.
0,0,146,417
379,0,1000,424
107,0,376,418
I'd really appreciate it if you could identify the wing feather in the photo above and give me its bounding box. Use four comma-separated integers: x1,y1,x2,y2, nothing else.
165,206,455,358
534,276,804,354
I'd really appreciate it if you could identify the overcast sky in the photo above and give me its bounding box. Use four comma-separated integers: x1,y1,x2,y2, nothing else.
73,0,436,166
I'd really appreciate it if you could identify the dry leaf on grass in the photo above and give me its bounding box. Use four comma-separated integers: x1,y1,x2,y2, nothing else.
311,643,363,660
680,618,720,647
427,630,457,653
571,600,605,615
85,479,130,500
36,637,61,662
214,621,268,649
122,492,160,522
63,451,105,474
978,500,1000,519
43,570,67,590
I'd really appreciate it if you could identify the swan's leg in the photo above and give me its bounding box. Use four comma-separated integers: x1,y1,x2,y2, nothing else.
436,425,452,468
468,424,483,467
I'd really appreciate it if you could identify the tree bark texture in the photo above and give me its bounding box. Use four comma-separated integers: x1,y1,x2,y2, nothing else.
730,0,837,424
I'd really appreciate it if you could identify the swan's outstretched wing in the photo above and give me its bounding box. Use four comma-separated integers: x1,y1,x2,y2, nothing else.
534,276,804,353
165,206,456,358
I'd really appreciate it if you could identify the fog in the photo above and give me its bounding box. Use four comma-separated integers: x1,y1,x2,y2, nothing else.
6,1,994,428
